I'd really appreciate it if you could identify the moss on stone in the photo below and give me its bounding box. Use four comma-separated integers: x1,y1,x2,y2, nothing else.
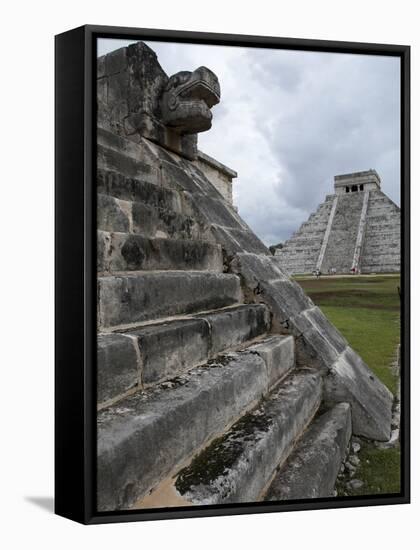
175,406,273,495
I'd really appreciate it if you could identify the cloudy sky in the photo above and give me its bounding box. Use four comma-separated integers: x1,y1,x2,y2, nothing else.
98,39,400,246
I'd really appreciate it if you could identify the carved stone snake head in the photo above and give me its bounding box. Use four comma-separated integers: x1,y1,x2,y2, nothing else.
160,66,220,134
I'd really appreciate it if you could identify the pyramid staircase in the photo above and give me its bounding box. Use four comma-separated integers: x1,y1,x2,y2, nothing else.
96,131,354,511
320,191,366,273
361,190,401,273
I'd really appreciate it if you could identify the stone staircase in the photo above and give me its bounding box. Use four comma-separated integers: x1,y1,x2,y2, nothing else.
275,196,335,274
361,190,401,273
320,192,366,273
96,131,356,511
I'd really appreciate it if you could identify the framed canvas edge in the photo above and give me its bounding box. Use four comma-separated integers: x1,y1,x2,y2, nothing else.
54,24,411,526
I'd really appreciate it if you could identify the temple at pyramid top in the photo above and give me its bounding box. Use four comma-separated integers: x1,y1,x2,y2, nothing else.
274,169,400,275
334,169,381,194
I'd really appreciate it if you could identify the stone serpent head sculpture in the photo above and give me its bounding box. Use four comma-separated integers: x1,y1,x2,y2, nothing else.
161,66,221,134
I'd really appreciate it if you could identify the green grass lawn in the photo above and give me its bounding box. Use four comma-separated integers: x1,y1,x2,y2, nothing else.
294,275,401,496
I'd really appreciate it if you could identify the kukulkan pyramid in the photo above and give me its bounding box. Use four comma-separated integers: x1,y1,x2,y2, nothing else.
275,170,400,275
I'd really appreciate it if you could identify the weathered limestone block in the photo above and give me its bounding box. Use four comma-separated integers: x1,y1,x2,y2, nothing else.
287,306,348,368
97,168,181,212
131,201,202,240
174,370,322,505
97,144,160,183
259,279,315,322
232,252,288,284
190,194,247,229
97,127,161,168
97,230,111,272
98,271,242,329
128,318,211,385
324,347,393,441
230,253,314,322
265,402,352,500
118,303,270,386
97,333,139,404
161,159,222,200
97,352,270,510
101,233,223,272
193,150,237,204
210,225,269,256
249,335,295,387
195,303,270,354
97,194,130,233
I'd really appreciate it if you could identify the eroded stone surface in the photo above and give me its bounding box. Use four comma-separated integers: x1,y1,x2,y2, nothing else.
249,335,295,388
105,304,271,388
97,333,139,404
174,370,322,505
100,233,223,272
128,318,210,385
97,352,270,510
264,402,352,500
97,194,130,233
98,271,242,329
195,304,270,355
324,347,393,441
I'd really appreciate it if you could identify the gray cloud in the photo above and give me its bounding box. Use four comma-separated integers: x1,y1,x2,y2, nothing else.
98,39,400,246
250,50,400,213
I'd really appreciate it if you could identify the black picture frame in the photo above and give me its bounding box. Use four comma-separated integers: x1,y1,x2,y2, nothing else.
55,24,410,525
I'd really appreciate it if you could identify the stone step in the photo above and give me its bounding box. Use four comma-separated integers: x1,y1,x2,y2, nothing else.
101,193,193,237
361,266,400,273
97,145,160,186
248,335,295,388
98,232,223,273
264,402,351,501
361,262,400,271
97,333,140,405
98,271,242,329
195,305,273,358
97,170,209,240
97,168,184,214
171,370,322,506
366,220,400,229
97,304,272,397
362,248,400,258
364,228,400,237
130,200,205,240
97,127,158,170
97,345,296,511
